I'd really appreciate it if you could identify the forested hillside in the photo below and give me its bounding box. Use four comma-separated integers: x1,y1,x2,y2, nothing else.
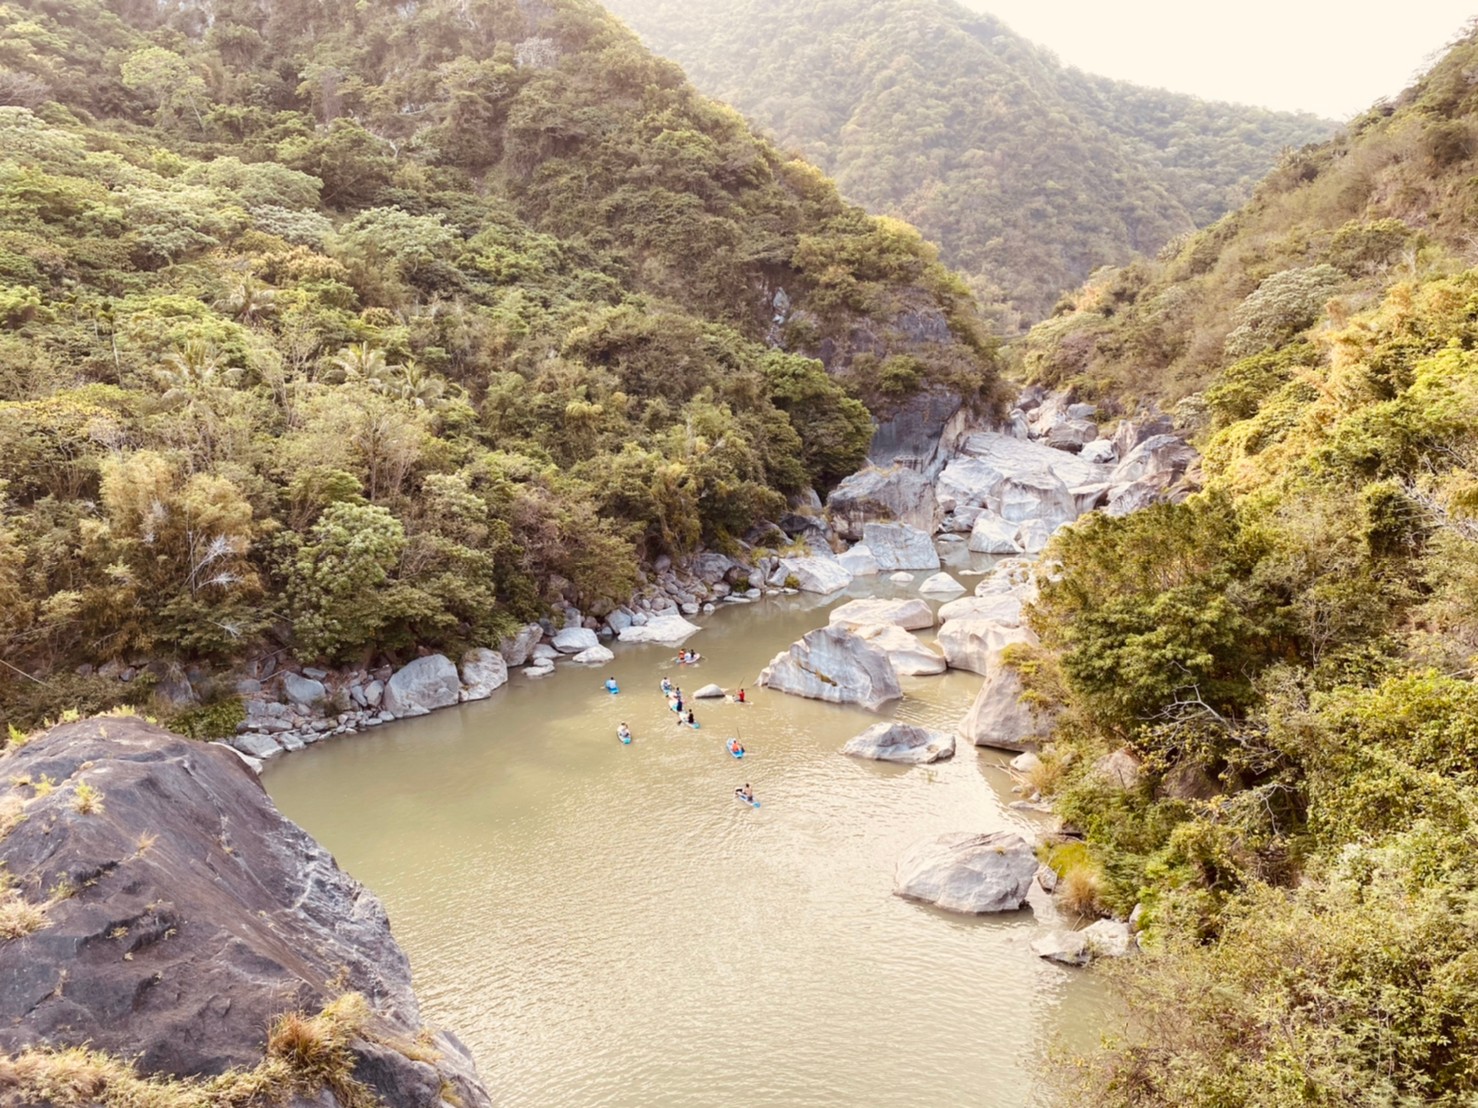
601,0,1333,329
1014,28,1478,1104
0,0,997,728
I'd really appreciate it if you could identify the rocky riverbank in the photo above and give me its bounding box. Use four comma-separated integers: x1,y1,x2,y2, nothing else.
0,717,493,1106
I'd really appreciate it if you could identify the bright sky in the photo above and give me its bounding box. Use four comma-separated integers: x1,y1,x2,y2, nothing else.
968,1,1476,119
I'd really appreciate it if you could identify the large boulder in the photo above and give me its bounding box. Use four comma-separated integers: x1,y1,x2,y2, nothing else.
1108,433,1197,487
862,522,940,571
952,430,1113,491
851,623,947,676
688,552,736,584
1043,418,1098,453
692,683,726,699
552,626,599,654
617,614,702,645
840,722,955,764
993,469,1077,528
281,671,325,707
937,593,1023,626
837,543,880,577
936,619,1035,676
0,718,492,1107
893,832,1039,914
1015,518,1058,554
756,625,902,711
571,645,614,665
1104,470,1178,518
498,623,544,667
829,597,935,631
826,466,939,541
459,648,509,701
864,386,966,476
771,555,853,595
383,655,461,717
959,653,1046,752
966,512,1022,554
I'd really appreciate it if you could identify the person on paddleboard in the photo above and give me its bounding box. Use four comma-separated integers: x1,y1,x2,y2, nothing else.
686,709,696,726
729,738,744,755
736,688,746,703
618,722,631,741
605,677,618,692
736,783,754,802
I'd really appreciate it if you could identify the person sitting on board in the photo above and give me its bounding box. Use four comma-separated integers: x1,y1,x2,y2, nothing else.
605,677,618,692
736,688,746,703
729,738,744,756
618,723,631,741
661,677,673,694
686,709,696,726
736,783,754,802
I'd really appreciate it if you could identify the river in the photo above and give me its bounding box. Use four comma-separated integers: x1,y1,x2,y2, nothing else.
263,562,1111,1107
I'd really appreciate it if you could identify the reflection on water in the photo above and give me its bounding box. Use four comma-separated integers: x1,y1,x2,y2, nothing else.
264,572,1111,1108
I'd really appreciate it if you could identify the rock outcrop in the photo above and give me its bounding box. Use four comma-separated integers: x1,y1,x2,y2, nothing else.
893,831,1039,914
459,648,509,701
826,466,938,541
756,625,902,711
382,655,461,717
840,722,955,763
0,718,491,1107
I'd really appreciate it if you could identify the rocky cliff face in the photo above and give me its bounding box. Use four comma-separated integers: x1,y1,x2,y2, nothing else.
0,718,491,1107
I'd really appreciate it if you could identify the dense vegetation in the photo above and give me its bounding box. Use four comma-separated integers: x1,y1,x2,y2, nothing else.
601,0,1333,329
0,0,999,728
1015,29,1478,1105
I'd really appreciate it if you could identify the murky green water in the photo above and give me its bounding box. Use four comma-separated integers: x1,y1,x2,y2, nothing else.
264,569,1110,1108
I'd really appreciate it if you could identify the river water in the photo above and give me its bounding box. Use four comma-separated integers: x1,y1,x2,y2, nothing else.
263,563,1110,1108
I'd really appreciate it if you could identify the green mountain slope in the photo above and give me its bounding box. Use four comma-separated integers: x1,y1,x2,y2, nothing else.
600,0,1333,329
0,0,996,727
1015,31,1478,1105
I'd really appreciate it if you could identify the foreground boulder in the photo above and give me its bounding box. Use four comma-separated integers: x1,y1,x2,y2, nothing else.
829,597,935,631
0,718,491,1107
841,722,955,764
383,654,461,717
893,832,1039,913
756,625,902,711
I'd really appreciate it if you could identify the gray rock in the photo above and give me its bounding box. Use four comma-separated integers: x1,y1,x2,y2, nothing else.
1094,748,1143,790
837,543,880,576
688,553,736,584
936,618,1035,676
571,645,615,665
918,571,965,596
888,572,914,584
1043,418,1098,453
1079,439,1117,465
278,732,306,752
680,602,700,616
893,832,1039,914
769,555,853,595
233,678,261,696
364,679,384,708
349,684,367,708
841,722,955,764
376,711,395,723
1031,919,1136,966
0,719,493,1107
231,732,283,759
862,522,940,571
829,597,935,631
851,623,947,676
960,651,1047,752
756,625,903,711
936,593,1023,625
460,648,509,700
302,666,329,680
523,663,556,678
606,608,634,635
498,623,544,667
281,671,325,707
383,655,461,717
1108,433,1198,488
531,644,559,662
617,614,702,645
966,511,1023,554
1015,518,1058,554
552,626,599,654
692,683,726,699
1010,751,1044,775
865,387,966,476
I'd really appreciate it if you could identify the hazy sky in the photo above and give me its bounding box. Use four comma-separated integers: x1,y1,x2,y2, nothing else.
972,1,1475,119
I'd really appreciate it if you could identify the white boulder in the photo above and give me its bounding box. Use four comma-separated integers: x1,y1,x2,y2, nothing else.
936,619,1035,676
459,648,509,700
851,623,947,676
936,593,1023,625
959,653,1045,752
1031,919,1137,966
618,614,702,645
499,623,543,667
692,683,726,699
841,722,955,764
383,655,461,717
756,625,902,711
771,555,853,595
552,626,599,654
836,543,880,577
917,572,965,596
862,522,940,571
826,466,939,541
967,512,1022,554
1014,518,1058,554
889,572,915,584
893,832,1039,914
830,597,936,631
571,645,614,665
